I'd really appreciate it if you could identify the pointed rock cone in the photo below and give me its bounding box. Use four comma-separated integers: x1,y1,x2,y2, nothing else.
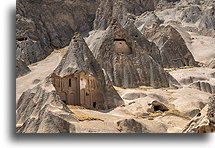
51,32,124,109
91,20,180,89
123,19,163,66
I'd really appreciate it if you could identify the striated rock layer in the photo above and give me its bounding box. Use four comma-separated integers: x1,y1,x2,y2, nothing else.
144,25,197,68
94,0,161,30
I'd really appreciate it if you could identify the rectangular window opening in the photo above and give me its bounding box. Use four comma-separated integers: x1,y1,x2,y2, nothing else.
69,79,71,87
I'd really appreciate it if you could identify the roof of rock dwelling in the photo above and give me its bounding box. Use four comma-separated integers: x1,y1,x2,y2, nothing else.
53,32,106,78
91,19,181,88
52,32,124,109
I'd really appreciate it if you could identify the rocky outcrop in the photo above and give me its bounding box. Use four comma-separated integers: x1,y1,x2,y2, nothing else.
16,85,77,133
52,32,124,109
199,4,215,30
16,0,99,64
183,95,215,133
91,20,181,88
124,20,163,66
94,0,161,30
117,119,147,133
144,25,197,68
16,58,30,78
189,81,215,94
135,11,163,33
180,6,202,23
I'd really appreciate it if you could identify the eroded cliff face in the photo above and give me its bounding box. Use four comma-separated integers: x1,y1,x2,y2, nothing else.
16,0,99,64
94,0,161,30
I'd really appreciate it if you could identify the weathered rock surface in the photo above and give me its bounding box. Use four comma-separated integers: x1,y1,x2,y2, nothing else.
123,92,147,100
90,20,181,88
16,0,99,64
183,95,215,133
16,58,30,78
52,33,124,109
135,11,163,33
207,60,215,69
189,81,215,94
117,119,147,133
16,85,77,133
199,4,215,30
94,0,161,30
144,25,197,68
180,6,202,23
147,100,169,113
124,20,163,66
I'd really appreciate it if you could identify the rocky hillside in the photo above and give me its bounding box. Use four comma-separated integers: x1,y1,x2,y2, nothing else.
16,0,215,133
16,0,99,64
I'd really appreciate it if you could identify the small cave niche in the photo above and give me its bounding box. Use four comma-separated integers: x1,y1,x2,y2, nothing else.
151,102,169,112
113,38,132,55
16,36,27,41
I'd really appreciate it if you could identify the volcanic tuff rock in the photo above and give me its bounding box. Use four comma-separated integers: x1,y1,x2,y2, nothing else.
124,19,163,66
144,25,197,68
52,32,124,109
135,11,163,33
183,94,215,133
117,119,148,133
16,85,77,133
16,0,99,64
16,58,30,78
180,6,202,24
189,81,215,94
90,20,181,88
94,0,161,30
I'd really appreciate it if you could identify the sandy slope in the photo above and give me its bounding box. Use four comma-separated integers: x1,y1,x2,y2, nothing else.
16,51,63,102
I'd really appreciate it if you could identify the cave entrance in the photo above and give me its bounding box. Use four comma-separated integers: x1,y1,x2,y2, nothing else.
153,104,169,112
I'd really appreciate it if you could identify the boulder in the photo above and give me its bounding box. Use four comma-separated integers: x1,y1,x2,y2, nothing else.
117,119,147,133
